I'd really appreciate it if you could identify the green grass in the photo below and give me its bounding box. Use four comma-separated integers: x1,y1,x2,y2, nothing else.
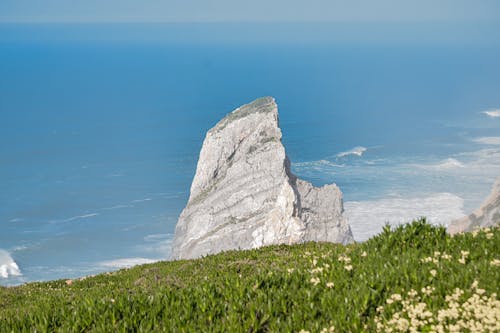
0,219,498,332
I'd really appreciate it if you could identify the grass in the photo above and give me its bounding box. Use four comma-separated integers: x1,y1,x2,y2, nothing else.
0,219,498,332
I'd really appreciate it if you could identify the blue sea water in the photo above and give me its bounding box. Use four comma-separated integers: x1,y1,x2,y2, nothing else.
1,23,500,285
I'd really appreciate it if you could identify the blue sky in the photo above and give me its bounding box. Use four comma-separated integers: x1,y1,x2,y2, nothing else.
1,0,500,23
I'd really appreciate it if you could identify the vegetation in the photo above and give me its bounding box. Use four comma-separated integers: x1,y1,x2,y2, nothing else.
0,219,498,332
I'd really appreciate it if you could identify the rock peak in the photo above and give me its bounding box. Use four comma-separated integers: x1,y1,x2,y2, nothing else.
172,97,353,260
210,96,277,134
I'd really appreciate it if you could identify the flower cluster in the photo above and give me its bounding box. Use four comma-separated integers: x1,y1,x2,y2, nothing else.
374,281,500,332
299,324,335,333
458,251,469,264
490,259,500,267
338,255,353,271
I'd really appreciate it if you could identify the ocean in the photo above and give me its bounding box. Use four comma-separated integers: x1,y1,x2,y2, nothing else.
1,23,499,285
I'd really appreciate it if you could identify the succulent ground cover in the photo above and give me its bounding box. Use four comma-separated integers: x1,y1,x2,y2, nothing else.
0,219,498,332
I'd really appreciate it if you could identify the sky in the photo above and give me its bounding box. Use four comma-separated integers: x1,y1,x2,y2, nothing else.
1,0,500,23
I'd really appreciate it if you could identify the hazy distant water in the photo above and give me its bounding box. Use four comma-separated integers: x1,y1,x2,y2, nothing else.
1,24,499,284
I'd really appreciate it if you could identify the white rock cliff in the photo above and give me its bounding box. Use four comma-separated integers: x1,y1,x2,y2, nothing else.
171,97,353,259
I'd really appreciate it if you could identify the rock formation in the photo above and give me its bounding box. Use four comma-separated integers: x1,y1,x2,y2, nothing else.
171,97,353,260
448,178,500,234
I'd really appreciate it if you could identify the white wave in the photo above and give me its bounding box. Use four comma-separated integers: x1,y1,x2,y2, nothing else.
345,193,465,242
0,249,22,279
131,198,152,203
337,146,367,158
101,204,133,211
99,258,157,269
294,159,345,169
472,136,500,145
144,233,171,242
51,213,99,224
139,234,174,256
481,109,500,118
9,218,23,223
411,158,465,170
12,245,28,251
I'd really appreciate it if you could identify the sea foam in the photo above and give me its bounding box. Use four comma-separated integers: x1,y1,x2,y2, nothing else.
98,258,157,269
345,193,465,242
410,158,465,170
0,249,22,279
337,146,367,158
473,136,500,145
481,109,500,118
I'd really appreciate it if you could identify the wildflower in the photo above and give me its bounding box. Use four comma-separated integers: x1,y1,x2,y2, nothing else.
421,286,435,296
344,265,353,271
441,253,452,260
490,259,500,267
310,277,320,286
486,232,494,239
407,289,418,298
311,267,324,274
324,263,330,269
421,256,438,264
338,255,351,263
326,282,334,288
312,258,318,266
299,330,310,333
476,288,486,295
430,269,437,277
287,268,295,273
390,293,402,302
65,279,73,286
361,251,367,257
320,326,335,333
386,298,394,304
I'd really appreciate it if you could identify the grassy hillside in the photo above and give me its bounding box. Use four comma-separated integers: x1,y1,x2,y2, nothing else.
1,219,499,332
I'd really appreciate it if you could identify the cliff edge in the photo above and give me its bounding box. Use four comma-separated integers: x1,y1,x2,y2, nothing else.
171,97,353,259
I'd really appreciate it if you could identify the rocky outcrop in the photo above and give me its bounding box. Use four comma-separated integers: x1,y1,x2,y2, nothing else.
171,97,353,259
448,178,500,234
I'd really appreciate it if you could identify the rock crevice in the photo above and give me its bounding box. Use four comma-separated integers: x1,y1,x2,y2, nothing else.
171,97,353,260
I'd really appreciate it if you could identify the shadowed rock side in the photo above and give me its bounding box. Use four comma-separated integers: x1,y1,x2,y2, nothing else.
448,178,500,234
171,97,353,260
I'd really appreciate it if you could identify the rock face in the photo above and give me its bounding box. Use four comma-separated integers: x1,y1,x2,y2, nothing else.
448,178,500,234
171,97,353,259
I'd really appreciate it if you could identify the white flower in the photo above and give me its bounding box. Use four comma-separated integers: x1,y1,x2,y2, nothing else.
490,259,500,267
310,277,320,286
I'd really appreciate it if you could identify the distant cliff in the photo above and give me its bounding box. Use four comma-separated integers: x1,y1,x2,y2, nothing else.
448,178,500,234
171,97,353,259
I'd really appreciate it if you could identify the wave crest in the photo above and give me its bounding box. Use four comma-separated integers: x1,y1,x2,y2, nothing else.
0,249,22,279
481,109,500,118
337,146,367,158
98,258,157,269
